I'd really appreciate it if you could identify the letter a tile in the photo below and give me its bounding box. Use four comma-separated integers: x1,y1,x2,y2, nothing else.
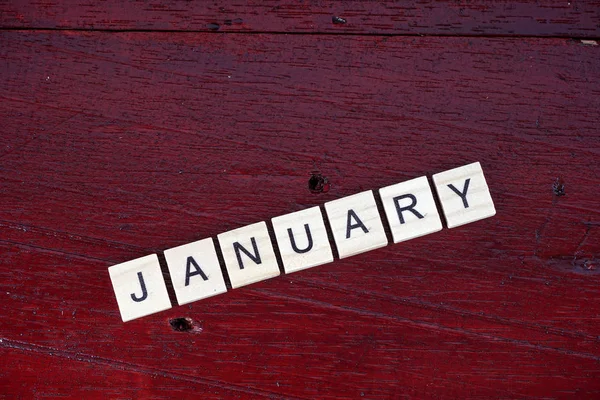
108,254,172,322
379,176,442,243
217,221,280,289
272,206,333,274
164,238,227,306
432,162,496,228
324,190,388,258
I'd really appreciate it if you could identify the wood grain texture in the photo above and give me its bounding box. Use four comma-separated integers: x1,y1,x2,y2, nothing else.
1,346,255,399
1,30,599,398
1,0,600,37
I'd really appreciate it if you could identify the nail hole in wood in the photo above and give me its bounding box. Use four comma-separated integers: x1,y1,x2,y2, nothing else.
308,173,330,194
169,317,202,333
552,177,565,197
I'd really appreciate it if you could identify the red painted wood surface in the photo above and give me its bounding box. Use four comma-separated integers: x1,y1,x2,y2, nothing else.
1,5,600,399
2,0,600,37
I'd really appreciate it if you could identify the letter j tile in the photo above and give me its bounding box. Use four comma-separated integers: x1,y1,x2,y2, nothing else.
108,254,172,322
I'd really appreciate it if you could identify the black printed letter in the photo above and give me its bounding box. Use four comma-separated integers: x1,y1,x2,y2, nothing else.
287,224,313,254
447,178,471,208
346,209,369,239
393,194,425,224
130,272,148,302
233,237,261,269
185,256,208,286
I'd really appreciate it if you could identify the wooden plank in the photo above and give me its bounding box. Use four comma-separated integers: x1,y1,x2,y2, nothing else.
1,0,600,37
0,31,597,263
1,245,599,397
1,31,599,397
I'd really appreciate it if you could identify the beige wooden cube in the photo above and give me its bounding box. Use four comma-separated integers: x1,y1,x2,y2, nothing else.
108,254,172,322
432,162,496,228
163,238,227,305
379,176,442,243
217,221,280,289
324,190,388,258
271,206,333,274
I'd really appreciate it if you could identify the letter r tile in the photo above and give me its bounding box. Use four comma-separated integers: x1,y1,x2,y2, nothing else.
379,176,442,243
272,206,333,274
164,238,227,306
432,162,496,228
108,254,172,322
217,221,280,289
324,190,388,259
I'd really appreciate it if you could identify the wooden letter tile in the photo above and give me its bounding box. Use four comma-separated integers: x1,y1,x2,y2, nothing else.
271,206,333,274
217,221,280,289
163,238,227,306
379,176,443,243
108,254,172,322
432,162,496,228
324,190,388,258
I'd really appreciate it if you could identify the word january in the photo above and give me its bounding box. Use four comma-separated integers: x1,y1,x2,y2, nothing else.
109,162,496,322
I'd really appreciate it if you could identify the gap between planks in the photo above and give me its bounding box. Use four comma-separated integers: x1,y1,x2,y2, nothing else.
1,26,599,41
